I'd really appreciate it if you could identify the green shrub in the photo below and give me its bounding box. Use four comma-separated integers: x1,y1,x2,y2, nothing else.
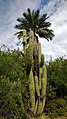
45,57,67,118
45,98,67,118
0,76,28,119
0,50,25,81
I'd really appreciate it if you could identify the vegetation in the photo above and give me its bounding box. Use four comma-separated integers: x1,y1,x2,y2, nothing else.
45,57,67,118
0,50,67,119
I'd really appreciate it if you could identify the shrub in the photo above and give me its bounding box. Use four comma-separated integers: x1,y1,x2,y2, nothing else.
0,76,28,119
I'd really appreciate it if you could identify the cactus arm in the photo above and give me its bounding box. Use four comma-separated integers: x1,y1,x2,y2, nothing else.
29,69,35,111
33,100,38,115
35,76,40,97
41,65,47,99
26,31,34,73
41,53,44,66
37,99,43,115
39,67,42,90
37,98,46,115
23,29,26,56
37,42,41,65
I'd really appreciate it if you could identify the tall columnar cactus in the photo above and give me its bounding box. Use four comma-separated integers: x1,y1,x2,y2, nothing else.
22,30,47,116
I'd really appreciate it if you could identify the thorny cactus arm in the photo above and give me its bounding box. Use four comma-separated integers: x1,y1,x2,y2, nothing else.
23,29,26,56
41,65,47,99
41,53,44,66
37,42,41,65
39,67,42,90
33,100,38,115
29,68,35,111
26,30,34,73
35,76,40,97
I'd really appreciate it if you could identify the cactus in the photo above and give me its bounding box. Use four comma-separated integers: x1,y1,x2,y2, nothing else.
41,65,47,99
37,42,41,65
33,100,38,115
29,68,35,111
37,97,46,115
37,99,43,115
22,29,47,116
39,68,42,90
26,30,34,73
41,53,44,66
35,76,40,97
23,29,26,56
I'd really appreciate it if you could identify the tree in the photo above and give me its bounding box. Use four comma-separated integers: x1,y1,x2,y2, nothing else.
15,8,54,42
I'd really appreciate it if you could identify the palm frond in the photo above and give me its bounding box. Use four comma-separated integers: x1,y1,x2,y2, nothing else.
33,9,40,22
38,14,49,26
37,29,54,41
14,31,23,35
38,22,51,29
23,13,30,24
14,31,23,39
27,8,33,25
15,24,23,29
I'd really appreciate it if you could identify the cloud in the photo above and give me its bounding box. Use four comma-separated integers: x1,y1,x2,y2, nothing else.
40,0,67,60
0,0,41,49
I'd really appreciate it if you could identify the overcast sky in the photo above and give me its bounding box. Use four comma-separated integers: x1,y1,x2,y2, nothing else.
0,0,67,61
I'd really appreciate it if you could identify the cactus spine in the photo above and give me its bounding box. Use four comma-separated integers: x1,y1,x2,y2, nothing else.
22,30,47,116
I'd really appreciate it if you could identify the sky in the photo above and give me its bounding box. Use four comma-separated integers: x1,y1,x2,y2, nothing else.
0,0,67,61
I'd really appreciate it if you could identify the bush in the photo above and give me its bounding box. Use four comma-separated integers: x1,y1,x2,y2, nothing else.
45,98,67,118
0,76,28,119
45,57,67,118
0,50,25,81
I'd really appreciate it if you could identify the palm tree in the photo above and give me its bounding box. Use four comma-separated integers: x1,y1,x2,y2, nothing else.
15,8,54,42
